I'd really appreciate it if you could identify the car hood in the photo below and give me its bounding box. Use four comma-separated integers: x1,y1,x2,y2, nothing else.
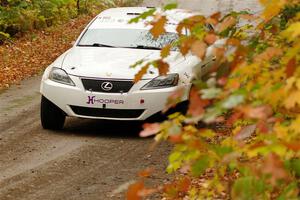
62,47,185,79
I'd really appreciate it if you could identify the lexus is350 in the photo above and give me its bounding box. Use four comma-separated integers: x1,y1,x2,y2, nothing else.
40,7,216,130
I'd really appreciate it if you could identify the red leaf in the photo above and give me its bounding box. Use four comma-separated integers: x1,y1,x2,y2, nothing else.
138,168,153,178
187,87,210,117
140,123,161,137
286,57,296,78
257,120,269,133
217,77,227,86
226,112,243,126
283,141,300,152
169,134,183,144
261,153,289,185
164,87,185,112
127,181,144,200
178,177,191,193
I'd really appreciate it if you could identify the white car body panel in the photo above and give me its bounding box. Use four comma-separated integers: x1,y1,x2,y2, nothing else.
40,7,213,121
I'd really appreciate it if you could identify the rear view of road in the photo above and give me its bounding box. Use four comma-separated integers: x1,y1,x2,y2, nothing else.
0,0,262,199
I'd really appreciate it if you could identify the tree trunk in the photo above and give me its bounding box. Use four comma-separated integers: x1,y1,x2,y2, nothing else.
76,0,80,15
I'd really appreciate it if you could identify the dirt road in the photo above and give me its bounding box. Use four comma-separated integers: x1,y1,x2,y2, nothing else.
0,1,261,199
0,76,172,200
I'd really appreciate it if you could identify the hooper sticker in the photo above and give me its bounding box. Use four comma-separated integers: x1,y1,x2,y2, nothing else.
86,96,124,105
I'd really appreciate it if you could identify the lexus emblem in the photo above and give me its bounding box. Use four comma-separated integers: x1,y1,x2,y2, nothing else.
101,82,113,91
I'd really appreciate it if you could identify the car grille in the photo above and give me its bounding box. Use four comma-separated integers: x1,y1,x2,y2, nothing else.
81,78,134,93
70,106,145,119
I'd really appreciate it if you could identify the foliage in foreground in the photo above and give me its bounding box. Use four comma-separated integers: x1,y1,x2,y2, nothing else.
128,0,300,199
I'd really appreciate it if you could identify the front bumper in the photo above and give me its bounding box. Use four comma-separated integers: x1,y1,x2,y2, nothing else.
40,75,191,121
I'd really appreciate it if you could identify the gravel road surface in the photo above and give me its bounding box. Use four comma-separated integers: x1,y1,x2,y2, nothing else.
0,0,261,199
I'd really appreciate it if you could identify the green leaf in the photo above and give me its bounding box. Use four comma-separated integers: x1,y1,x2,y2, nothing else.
164,3,177,11
231,176,267,200
130,59,144,68
222,94,244,109
277,182,299,200
290,159,300,176
201,88,222,99
0,31,10,40
191,156,209,177
213,146,233,157
129,8,156,23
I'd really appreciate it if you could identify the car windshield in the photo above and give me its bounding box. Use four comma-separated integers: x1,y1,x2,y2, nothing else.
77,28,178,50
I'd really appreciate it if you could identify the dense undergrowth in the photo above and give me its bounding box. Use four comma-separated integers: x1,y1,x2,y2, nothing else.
127,1,300,199
0,0,141,89
0,0,137,41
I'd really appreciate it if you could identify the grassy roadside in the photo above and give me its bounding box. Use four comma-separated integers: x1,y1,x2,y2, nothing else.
0,0,142,89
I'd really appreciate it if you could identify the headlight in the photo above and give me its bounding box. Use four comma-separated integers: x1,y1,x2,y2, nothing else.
141,74,179,90
49,67,75,86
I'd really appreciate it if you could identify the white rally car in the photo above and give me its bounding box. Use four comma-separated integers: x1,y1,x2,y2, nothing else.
40,7,216,130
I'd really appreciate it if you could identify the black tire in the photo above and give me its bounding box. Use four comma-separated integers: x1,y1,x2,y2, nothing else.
40,96,66,130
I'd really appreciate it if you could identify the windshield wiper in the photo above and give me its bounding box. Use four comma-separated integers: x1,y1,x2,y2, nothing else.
134,45,161,50
78,43,116,48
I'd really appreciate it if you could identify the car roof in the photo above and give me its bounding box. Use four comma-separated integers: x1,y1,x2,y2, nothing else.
88,7,201,31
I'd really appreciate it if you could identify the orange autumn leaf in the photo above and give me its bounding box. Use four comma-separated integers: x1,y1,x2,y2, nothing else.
226,38,241,46
241,105,273,120
127,181,145,200
177,15,205,34
286,57,296,78
284,90,300,109
180,37,195,56
150,15,167,38
255,47,283,62
213,47,226,59
204,33,218,45
134,64,150,83
260,0,285,22
218,16,236,33
157,60,169,75
191,40,207,59
210,12,221,21
205,17,218,25
240,14,257,20
161,44,171,58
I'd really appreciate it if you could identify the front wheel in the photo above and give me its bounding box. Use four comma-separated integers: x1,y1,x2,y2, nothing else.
40,96,66,130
